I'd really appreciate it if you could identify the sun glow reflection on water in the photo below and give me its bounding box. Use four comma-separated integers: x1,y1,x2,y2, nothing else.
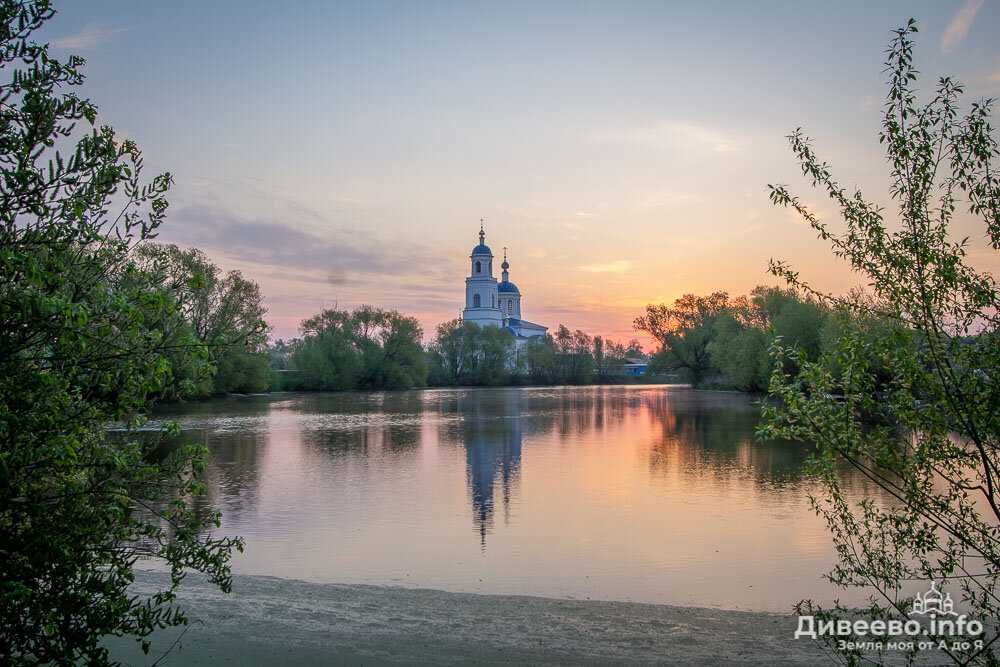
148,386,888,612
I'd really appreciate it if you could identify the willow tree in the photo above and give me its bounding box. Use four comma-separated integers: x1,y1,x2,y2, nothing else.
0,1,243,663
762,21,1000,665
634,291,730,384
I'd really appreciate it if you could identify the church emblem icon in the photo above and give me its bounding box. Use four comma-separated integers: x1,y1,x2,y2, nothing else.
912,581,957,616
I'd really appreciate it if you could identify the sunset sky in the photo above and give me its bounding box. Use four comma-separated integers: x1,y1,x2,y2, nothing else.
36,1,1000,347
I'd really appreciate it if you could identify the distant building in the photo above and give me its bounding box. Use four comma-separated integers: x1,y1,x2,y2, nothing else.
624,358,648,375
461,222,547,344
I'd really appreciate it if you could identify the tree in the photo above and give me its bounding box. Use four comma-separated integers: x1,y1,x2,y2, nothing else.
289,306,427,390
471,323,514,385
140,243,271,396
594,336,628,380
0,2,242,662
707,310,771,391
762,21,1000,665
593,335,605,377
427,319,466,385
268,338,293,371
634,292,729,384
552,324,575,382
706,286,828,392
570,329,595,383
350,305,427,389
289,308,360,390
548,325,594,384
624,338,645,359
523,334,556,384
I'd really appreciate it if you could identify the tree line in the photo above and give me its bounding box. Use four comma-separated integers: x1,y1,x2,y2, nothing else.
270,310,648,390
122,255,883,399
425,320,646,386
633,285,891,392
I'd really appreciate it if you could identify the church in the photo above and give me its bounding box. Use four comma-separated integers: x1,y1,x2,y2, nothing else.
461,222,548,344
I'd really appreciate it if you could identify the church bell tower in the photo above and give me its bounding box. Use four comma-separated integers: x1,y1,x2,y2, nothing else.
462,220,502,326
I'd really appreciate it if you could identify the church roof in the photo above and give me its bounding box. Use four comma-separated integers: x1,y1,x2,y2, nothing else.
498,281,519,293
510,320,548,329
472,244,492,256
505,317,546,331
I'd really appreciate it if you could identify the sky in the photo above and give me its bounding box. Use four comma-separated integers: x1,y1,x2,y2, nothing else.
34,1,1000,347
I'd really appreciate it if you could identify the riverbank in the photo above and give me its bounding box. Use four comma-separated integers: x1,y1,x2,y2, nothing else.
104,571,828,665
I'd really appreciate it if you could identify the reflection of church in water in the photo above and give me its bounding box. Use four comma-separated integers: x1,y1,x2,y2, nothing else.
460,392,523,546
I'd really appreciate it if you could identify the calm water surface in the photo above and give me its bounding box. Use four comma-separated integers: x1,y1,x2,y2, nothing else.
148,385,886,612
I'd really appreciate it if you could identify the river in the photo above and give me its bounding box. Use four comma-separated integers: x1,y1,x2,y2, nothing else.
145,385,886,612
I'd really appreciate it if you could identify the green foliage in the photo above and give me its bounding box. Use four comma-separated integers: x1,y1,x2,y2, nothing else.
772,300,825,359
212,346,272,394
645,347,673,376
635,286,830,390
763,20,1000,664
427,322,602,386
0,2,242,662
708,286,830,391
552,325,595,384
268,338,293,371
473,323,516,385
140,244,271,396
708,313,771,391
287,305,427,391
521,333,557,383
634,292,729,384
427,320,514,386
592,335,639,380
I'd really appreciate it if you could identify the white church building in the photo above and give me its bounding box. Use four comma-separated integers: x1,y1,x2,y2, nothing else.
461,223,547,343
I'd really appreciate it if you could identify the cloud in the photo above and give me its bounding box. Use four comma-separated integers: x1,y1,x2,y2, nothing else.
631,188,705,209
185,178,218,188
989,62,1000,83
578,260,631,273
600,121,739,154
575,211,598,218
156,202,454,292
858,94,878,111
783,202,829,226
941,0,984,53
525,247,548,259
51,23,130,50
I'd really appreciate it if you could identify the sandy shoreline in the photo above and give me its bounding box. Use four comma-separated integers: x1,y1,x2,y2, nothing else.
102,571,831,665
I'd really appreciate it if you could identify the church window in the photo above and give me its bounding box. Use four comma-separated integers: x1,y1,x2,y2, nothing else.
507,301,512,314
491,294,495,308
475,261,481,274
474,294,481,308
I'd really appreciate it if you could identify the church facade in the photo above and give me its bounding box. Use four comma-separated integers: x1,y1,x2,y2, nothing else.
461,224,547,343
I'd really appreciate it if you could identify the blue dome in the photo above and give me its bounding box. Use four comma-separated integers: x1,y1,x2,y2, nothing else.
498,281,519,293
472,244,492,255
